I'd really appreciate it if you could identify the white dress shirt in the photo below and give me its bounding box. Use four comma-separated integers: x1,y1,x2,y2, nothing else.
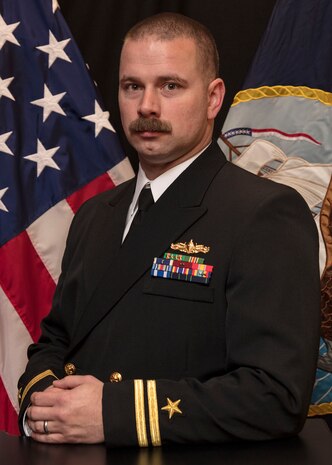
122,146,208,241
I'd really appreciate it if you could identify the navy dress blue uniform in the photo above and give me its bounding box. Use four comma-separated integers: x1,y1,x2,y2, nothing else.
18,142,321,446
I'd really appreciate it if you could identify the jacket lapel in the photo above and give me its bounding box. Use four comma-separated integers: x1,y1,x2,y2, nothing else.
68,143,227,352
78,179,135,307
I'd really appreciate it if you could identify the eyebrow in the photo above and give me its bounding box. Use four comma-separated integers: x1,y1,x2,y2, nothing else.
157,75,188,86
120,74,188,86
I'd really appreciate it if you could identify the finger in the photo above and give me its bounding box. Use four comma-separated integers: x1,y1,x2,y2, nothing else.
53,375,95,389
30,388,61,406
27,405,54,421
28,419,49,435
31,431,65,444
30,418,63,436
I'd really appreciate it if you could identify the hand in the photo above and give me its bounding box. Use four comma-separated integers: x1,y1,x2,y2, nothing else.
27,375,104,444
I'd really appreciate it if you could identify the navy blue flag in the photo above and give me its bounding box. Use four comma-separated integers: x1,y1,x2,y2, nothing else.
0,0,133,434
220,0,332,419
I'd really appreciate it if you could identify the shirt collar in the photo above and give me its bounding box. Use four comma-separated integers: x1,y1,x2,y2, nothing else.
131,143,210,215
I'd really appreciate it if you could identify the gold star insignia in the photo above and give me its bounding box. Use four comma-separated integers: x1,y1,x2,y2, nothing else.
161,398,182,419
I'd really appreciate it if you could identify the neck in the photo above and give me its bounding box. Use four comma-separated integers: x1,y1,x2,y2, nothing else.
139,141,212,180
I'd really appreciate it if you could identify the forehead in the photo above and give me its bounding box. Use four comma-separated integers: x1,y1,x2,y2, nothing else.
119,37,200,76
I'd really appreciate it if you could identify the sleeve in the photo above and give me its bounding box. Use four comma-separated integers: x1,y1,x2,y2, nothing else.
101,186,321,447
17,273,68,433
17,201,92,433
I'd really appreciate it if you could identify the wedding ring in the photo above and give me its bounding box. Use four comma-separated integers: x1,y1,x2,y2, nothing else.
43,420,49,434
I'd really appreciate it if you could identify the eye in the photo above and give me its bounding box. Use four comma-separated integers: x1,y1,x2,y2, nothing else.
124,83,141,92
164,82,179,91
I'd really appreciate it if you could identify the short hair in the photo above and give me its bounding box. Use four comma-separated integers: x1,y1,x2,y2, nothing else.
124,12,220,80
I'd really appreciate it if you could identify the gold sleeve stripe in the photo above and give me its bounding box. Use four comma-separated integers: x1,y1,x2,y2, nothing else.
134,379,148,447
147,380,161,446
19,369,58,407
232,85,332,107
308,402,332,416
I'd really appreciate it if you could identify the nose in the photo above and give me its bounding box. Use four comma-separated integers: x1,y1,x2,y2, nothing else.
138,88,160,118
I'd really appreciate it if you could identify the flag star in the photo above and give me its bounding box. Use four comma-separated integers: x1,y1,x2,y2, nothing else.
0,131,13,155
24,140,61,177
0,14,20,50
52,0,60,13
36,31,71,68
31,84,66,122
0,187,9,212
0,76,15,101
83,101,115,137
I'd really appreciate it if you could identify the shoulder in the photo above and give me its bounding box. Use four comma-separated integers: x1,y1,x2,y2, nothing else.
206,141,302,206
223,161,290,194
218,160,307,208
84,177,135,207
76,177,134,215
209,159,316,239
66,178,135,236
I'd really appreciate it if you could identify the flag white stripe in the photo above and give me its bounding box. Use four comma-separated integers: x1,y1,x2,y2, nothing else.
107,157,135,186
26,200,74,283
0,286,33,413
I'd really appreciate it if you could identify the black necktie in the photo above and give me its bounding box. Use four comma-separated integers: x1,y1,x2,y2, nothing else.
132,184,154,226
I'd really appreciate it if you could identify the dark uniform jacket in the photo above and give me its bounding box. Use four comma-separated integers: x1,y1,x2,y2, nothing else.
18,142,321,447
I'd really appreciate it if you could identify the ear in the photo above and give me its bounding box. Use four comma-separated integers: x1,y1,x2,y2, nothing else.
207,78,225,120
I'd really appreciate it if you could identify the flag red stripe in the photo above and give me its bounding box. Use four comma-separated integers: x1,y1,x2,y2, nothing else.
0,231,56,343
67,173,115,214
252,128,321,144
0,377,19,435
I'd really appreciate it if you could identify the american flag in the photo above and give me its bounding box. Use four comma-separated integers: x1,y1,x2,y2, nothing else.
0,0,134,434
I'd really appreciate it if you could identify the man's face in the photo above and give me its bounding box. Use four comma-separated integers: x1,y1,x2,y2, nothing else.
119,37,224,177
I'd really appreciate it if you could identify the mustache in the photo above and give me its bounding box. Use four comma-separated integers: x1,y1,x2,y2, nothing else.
129,118,172,133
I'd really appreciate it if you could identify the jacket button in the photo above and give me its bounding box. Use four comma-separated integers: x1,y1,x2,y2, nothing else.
64,362,76,375
109,371,122,383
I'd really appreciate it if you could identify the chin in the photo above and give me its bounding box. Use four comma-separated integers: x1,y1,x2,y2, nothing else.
136,144,165,158
139,151,174,166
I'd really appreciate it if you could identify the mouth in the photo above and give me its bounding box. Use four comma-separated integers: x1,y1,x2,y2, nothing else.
135,130,168,138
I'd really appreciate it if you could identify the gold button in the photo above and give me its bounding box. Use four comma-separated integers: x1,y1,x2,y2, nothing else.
109,371,122,383
64,362,76,375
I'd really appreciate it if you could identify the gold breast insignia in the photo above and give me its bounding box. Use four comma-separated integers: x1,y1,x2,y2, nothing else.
170,239,210,254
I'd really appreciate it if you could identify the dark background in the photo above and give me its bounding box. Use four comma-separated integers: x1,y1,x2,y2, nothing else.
58,0,277,168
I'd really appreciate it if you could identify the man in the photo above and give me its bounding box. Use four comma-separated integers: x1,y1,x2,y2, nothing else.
18,13,321,447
